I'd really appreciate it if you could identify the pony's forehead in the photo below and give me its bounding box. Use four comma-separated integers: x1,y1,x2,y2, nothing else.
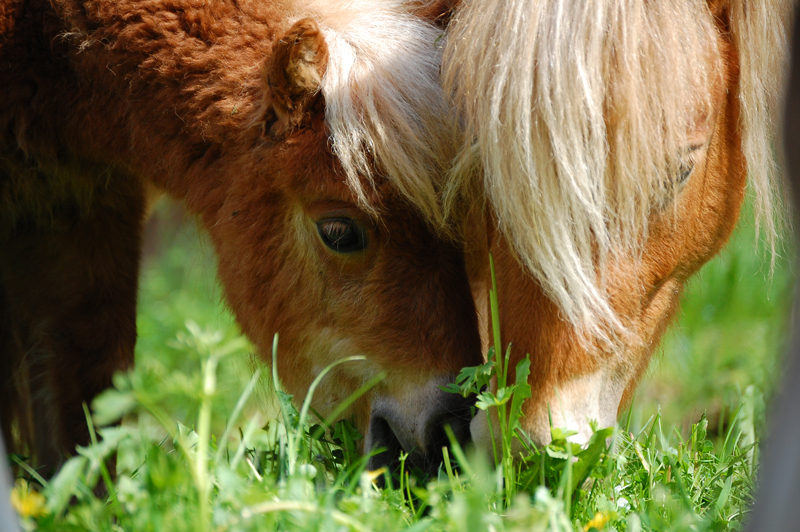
272,125,396,214
283,157,391,212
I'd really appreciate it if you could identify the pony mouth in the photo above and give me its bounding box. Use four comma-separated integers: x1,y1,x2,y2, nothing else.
365,417,407,483
365,395,476,485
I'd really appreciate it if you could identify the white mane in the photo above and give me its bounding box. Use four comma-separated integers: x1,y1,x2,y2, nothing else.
441,0,792,344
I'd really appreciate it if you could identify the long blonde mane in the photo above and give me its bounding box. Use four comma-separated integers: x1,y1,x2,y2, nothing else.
441,0,793,343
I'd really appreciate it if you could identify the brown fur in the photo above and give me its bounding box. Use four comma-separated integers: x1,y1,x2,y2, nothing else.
0,0,482,471
412,0,459,27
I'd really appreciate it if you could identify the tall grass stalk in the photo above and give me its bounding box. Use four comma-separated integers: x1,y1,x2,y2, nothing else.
214,368,261,464
195,354,217,532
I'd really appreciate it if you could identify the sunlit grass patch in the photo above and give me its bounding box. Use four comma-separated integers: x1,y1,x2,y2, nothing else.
12,320,762,532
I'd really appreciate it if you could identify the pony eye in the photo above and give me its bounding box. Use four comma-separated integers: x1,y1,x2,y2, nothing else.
676,144,703,184
316,218,367,253
677,162,694,184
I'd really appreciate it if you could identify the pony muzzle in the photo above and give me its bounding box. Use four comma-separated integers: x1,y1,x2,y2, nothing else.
364,379,474,479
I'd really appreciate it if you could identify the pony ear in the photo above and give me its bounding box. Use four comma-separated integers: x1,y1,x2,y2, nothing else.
260,18,328,137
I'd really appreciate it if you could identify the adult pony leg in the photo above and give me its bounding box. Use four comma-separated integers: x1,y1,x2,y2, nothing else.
0,177,145,473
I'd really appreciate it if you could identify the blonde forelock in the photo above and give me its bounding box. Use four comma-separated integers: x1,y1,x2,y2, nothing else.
293,0,459,231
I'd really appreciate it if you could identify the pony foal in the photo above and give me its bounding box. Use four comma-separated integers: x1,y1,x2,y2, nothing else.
0,0,482,474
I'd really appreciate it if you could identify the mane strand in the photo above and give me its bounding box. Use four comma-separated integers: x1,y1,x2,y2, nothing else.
732,0,794,258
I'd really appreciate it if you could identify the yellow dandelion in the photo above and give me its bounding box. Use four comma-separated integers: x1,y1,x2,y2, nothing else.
365,467,388,485
10,479,48,519
583,511,610,532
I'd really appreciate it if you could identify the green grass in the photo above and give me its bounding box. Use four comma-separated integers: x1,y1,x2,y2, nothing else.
8,200,794,531
637,211,793,436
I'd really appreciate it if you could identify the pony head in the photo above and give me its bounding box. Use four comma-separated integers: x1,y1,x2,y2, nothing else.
214,2,482,472
439,0,792,445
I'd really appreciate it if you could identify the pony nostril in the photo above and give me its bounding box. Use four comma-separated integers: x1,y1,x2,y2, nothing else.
365,391,475,482
365,417,404,476
424,394,475,453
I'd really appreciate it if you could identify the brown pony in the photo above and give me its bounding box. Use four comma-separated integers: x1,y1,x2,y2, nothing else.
0,0,483,474
437,0,794,448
